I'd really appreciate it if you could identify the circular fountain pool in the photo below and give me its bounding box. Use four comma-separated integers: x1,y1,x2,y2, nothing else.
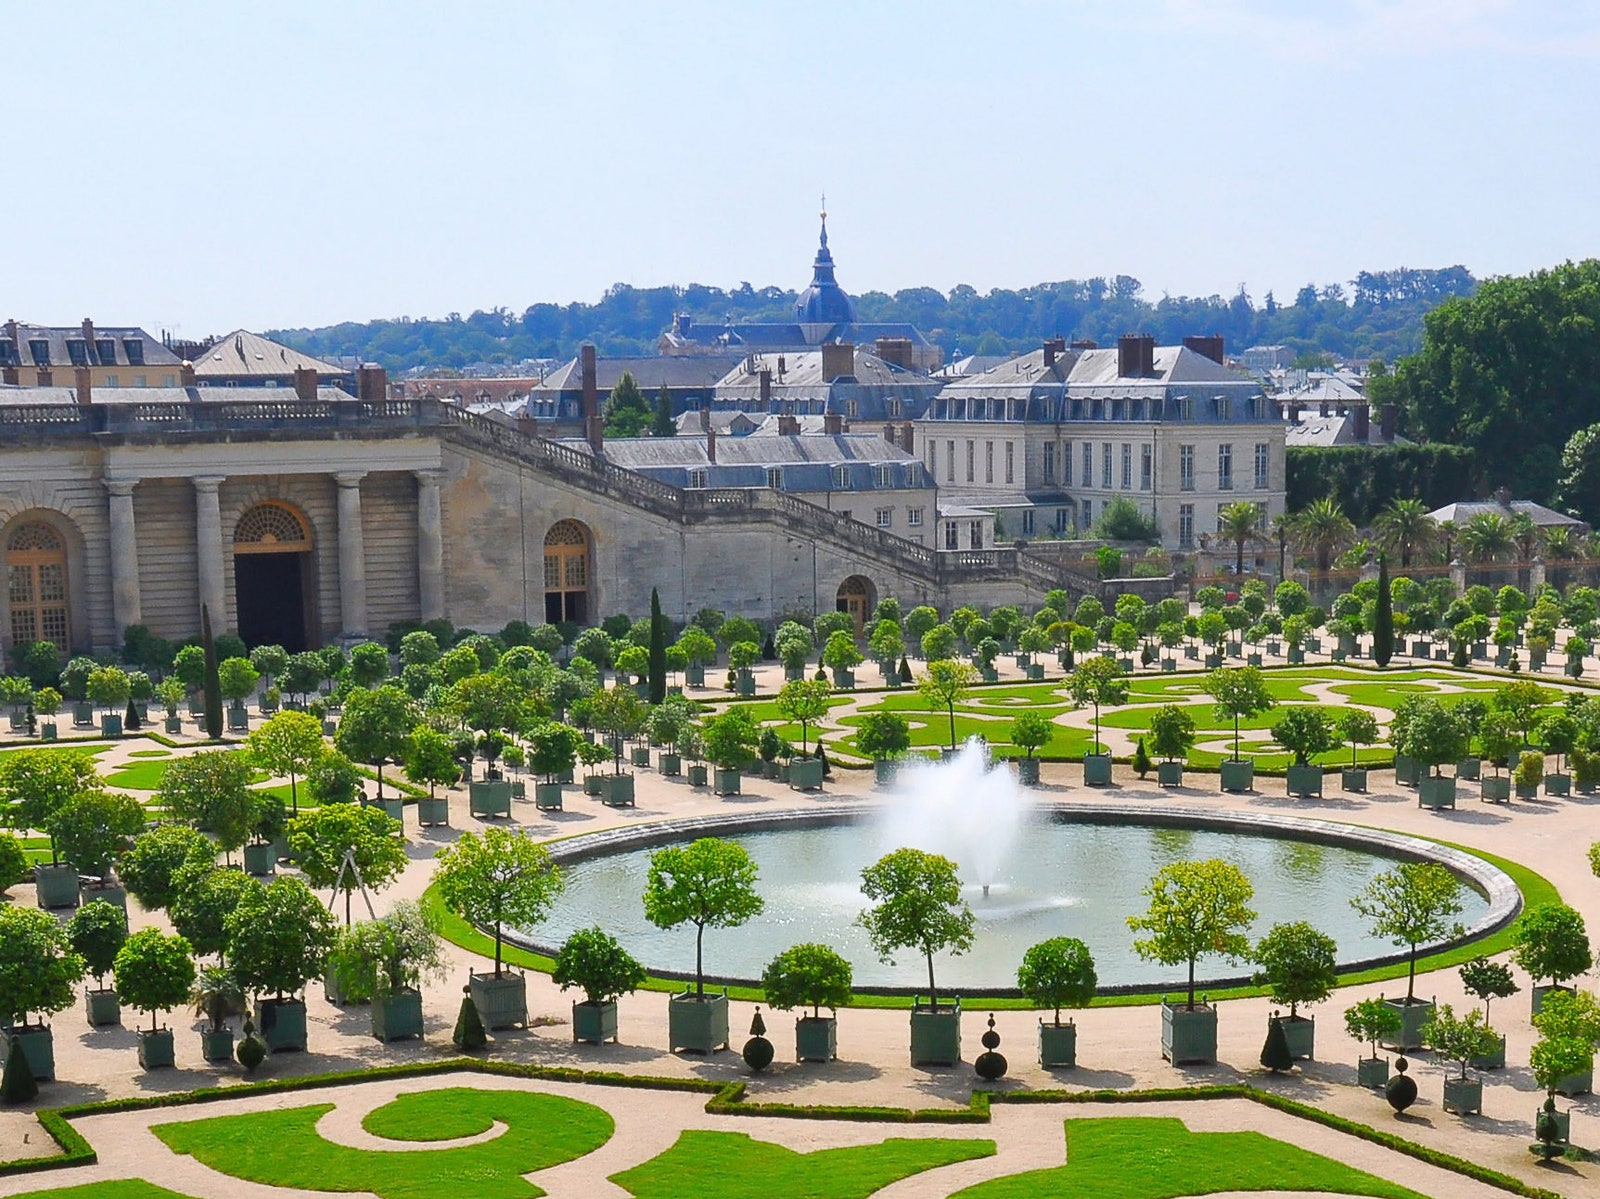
516,806,1512,994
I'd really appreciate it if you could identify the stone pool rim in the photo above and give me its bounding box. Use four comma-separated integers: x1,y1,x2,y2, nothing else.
502,803,1522,998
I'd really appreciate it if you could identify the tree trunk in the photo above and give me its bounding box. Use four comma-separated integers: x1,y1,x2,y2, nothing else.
696,922,705,997
494,920,503,977
926,951,938,1009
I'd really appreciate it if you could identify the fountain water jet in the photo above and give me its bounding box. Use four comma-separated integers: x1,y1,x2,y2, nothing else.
874,737,1030,889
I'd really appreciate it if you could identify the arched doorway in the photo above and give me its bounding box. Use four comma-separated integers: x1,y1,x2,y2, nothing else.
835,575,876,635
233,501,315,651
543,520,591,625
5,522,70,652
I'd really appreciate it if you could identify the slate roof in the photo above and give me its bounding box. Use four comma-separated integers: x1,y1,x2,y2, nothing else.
187,330,344,379
0,384,353,407
529,354,741,393
0,322,180,369
1428,498,1587,530
1283,413,1409,448
563,433,933,493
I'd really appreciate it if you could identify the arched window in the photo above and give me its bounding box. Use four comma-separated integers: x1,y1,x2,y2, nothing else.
233,501,312,553
543,520,590,624
6,522,70,650
835,574,876,635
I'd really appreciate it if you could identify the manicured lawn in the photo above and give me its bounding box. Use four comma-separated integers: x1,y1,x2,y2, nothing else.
105,759,268,791
154,1086,614,1199
611,1129,994,1199
950,1117,1426,1199
9,1185,193,1199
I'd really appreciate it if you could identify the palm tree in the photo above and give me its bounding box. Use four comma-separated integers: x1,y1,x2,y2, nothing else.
1218,501,1263,577
1270,513,1293,580
1509,512,1539,562
1291,498,1356,574
1543,526,1579,561
1374,498,1435,568
1460,512,1515,563
1436,519,1458,564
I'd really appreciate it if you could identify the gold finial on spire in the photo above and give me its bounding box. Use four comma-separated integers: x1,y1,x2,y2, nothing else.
820,192,827,222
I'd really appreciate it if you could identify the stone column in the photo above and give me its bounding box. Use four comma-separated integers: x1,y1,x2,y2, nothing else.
335,471,369,639
104,479,142,632
415,469,444,623
1450,556,1467,596
1530,553,1547,593
193,476,227,629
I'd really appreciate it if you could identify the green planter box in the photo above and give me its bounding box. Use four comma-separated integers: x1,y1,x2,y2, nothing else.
1038,1020,1077,1068
535,782,564,811
1356,1056,1389,1088
1279,1014,1314,1060
1016,757,1041,786
6,1024,53,1080
1557,1067,1593,1096
886,674,904,689
200,1028,234,1063
1204,653,1223,669
789,757,824,791
226,707,249,732
1568,660,1586,678
509,780,526,800
873,759,900,786
629,746,650,768
470,970,527,1030
469,779,513,818
80,882,125,912
1456,757,1481,780
138,1027,175,1070
1219,759,1254,793
258,997,308,1053
372,989,424,1042
1546,772,1571,797
1516,779,1541,800
1246,653,1263,667
243,842,277,877
1161,1000,1217,1065
1541,1106,1572,1144
660,752,681,777
1442,1075,1483,1115
1082,753,1113,786
736,670,756,697
1418,776,1456,809
1026,663,1045,681
1470,1032,1506,1070
1481,775,1511,803
833,666,855,689
572,1000,618,1044
1383,997,1433,1052
417,796,449,826
163,715,182,735
1342,767,1368,793
685,664,706,687
669,991,729,1054
688,764,708,787
795,1014,837,1062
1532,984,1575,1017
1285,765,1323,798
1394,754,1419,786
979,666,999,684
1162,658,1178,672
374,797,405,824
1286,647,1306,665
602,774,635,807
34,863,80,910
1157,761,1184,787
39,721,57,741
322,720,338,736
584,773,605,796
85,988,121,1027
71,701,94,726
101,714,123,738
714,767,742,796
910,999,962,1066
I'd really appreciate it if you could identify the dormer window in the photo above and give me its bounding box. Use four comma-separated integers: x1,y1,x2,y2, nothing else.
1216,395,1232,420
96,338,117,363
65,339,88,366
874,465,892,488
28,340,49,366
766,468,783,489
688,469,707,489
832,465,849,489
123,339,145,366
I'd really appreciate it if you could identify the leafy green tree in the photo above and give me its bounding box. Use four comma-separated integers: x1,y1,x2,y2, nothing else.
156,750,259,862
589,685,648,772
335,685,416,799
1511,903,1592,990
1350,862,1464,1002
1009,710,1055,759
247,710,325,816
67,900,127,990
1016,937,1097,1025
1490,678,1550,745
1252,922,1337,1018
1128,859,1256,1010
1147,704,1196,764
1067,656,1128,755
1335,708,1380,766
1217,501,1262,576
761,943,853,1017
0,832,27,896
553,926,647,1007
309,749,363,805
918,659,976,752
0,906,84,1027
47,789,145,879
224,876,338,1002
171,863,263,958
0,748,99,863
650,384,675,437
603,371,652,437
119,825,214,912
920,623,958,662
1344,996,1403,1059
86,664,131,716
904,605,939,651
1458,956,1518,1025
216,657,259,707
857,847,974,1009
345,641,391,688
775,678,831,754
1271,706,1338,767
113,928,196,1033
1421,1004,1500,1081
286,803,407,925
1394,697,1468,777
855,711,911,762
643,837,763,997
403,725,461,797
1204,666,1275,763
434,826,563,976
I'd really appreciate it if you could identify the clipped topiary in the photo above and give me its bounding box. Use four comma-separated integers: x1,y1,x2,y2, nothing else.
235,1018,265,1074
1,1035,37,1104
1260,1016,1294,1073
1131,737,1151,779
741,1008,774,1072
453,986,488,1052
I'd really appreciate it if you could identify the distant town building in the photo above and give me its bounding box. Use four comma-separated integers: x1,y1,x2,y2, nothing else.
1,319,182,389
1236,344,1296,372
173,329,354,392
1429,489,1588,535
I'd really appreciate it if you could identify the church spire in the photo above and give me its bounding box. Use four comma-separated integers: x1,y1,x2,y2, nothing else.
819,193,828,251
794,199,857,325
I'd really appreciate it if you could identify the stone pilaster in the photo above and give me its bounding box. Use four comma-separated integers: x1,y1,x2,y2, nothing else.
415,469,444,623
335,471,369,639
193,476,227,630
104,479,142,633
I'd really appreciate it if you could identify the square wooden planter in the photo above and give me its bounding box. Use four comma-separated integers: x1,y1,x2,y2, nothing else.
1279,1013,1314,1060
1157,761,1184,787
535,782,564,811
85,988,121,1027
1417,776,1456,809
470,970,528,1030
1219,759,1254,793
584,773,605,796
1532,984,1574,1017
1285,765,1323,798
687,764,709,787
1383,997,1434,1051
669,991,729,1054
789,757,824,791
1286,648,1305,665
795,1014,837,1061
660,752,681,777
34,864,81,910
833,667,855,690
6,1024,53,1080
1442,1075,1483,1115
164,716,183,735
138,1027,175,1070
1342,767,1368,793
469,780,513,818
910,1000,962,1066
1082,753,1113,786
1161,1000,1217,1065
226,707,249,732
1546,773,1572,797
370,797,405,824
1026,663,1045,680
1037,1019,1077,1068
39,721,57,740
1556,1067,1593,1096
200,1027,234,1063
417,796,449,826
629,746,651,768
1016,757,1041,786
372,989,424,1042
602,774,635,807
1394,754,1419,786
1481,775,1511,803
1356,1056,1389,1088
101,714,123,738
874,759,900,786
714,767,742,796
572,1000,618,1044
258,998,308,1053
1470,1032,1506,1070
243,843,277,877
685,664,706,688
1162,658,1179,672
736,670,756,697
1456,757,1481,780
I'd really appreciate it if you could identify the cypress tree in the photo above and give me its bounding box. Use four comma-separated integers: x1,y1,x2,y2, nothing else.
650,385,675,437
1373,554,1394,668
1131,737,1151,779
648,588,667,705
202,604,224,740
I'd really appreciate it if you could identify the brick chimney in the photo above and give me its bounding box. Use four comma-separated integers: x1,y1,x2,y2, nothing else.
1070,339,1099,350
706,424,717,463
580,344,603,453
901,421,914,454
74,367,92,405
1381,403,1397,442
1117,334,1155,377
356,363,388,401
874,337,912,369
698,404,710,432
81,317,95,347
1043,339,1057,368
882,423,898,447
293,366,319,401
180,360,196,387
823,413,843,435
820,341,854,381
777,414,800,435
758,369,772,405
1182,334,1225,364
1352,404,1370,441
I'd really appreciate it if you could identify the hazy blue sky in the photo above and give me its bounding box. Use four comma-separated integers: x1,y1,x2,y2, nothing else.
7,1,1598,336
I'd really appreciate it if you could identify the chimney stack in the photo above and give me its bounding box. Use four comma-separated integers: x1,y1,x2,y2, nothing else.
1182,334,1225,364
580,344,603,453
293,366,319,401
901,421,914,454
356,363,388,401
1381,403,1397,442
1043,340,1056,368
706,424,717,464
823,412,843,435
73,367,92,405
1352,404,1370,442
820,341,854,381
180,360,196,387
758,369,772,405
777,414,799,435
1117,333,1155,377
882,423,898,447
81,317,95,347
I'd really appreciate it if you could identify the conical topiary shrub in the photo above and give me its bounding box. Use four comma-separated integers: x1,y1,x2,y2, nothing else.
2,1036,38,1104
453,986,487,1051
1260,1015,1294,1073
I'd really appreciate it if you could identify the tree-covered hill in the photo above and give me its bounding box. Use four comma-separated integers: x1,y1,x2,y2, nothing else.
271,266,1473,373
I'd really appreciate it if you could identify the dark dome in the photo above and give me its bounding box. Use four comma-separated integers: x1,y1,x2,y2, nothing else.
794,214,857,325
